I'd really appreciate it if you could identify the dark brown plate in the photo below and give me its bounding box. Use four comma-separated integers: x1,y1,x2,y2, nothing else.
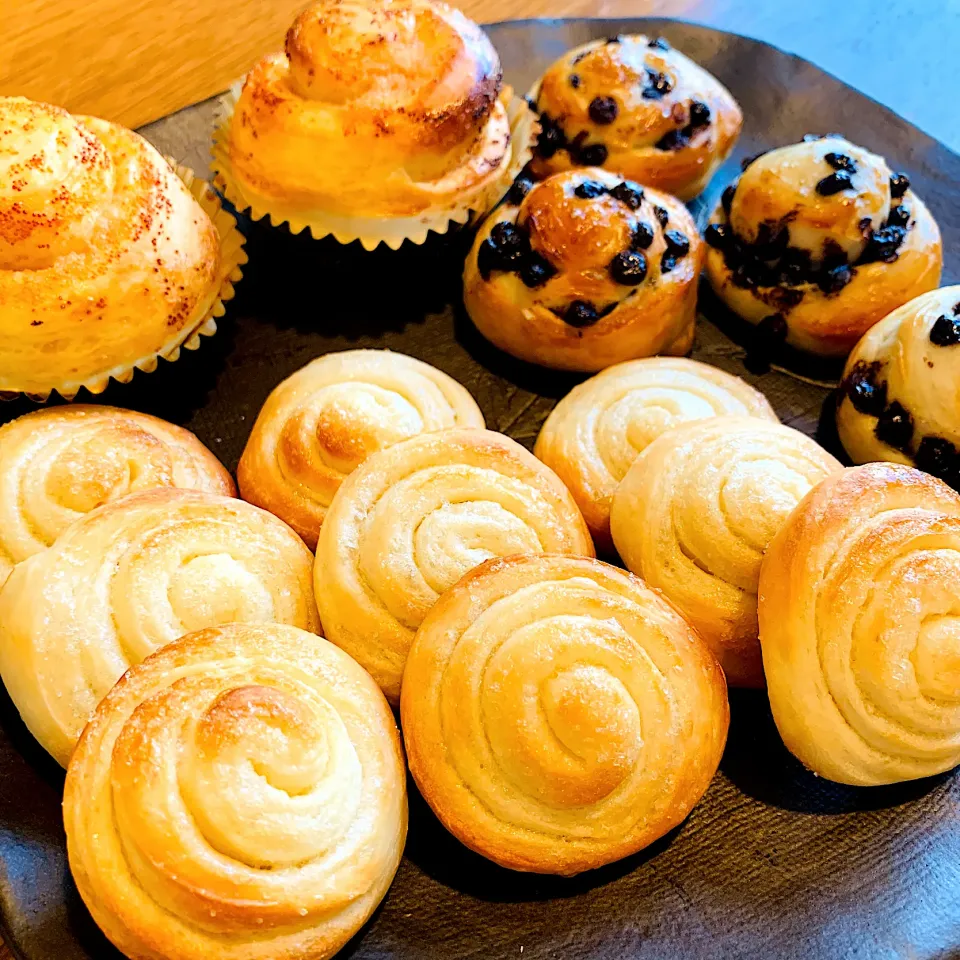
1,18,959,960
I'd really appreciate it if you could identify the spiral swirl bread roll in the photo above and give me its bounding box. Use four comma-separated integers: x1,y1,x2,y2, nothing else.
213,0,531,245
64,623,406,960
401,554,728,875
0,488,319,766
611,418,841,687
759,463,960,784
528,34,742,200
535,358,777,552
704,135,942,357
463,168,703,372
837,286,960,487
0,405,234,587
238,350,484,549
0,96,231,398
314,428,593,703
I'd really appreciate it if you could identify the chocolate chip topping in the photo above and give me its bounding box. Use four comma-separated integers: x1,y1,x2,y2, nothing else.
648,36,670,50
490,222,529,262
816,170,855,195
721,184,736,215
914,436,960,488
631,222,655,249
689,101,712,129
574,180,607,199
664,230,690,256
875,400,914,451
930,313,960,347
505,176,534,206
704,223,728,249
842,360,887,416
609,181,644,210
653,206,670,228
477,238,500,280
886,204,910,228
824,152,857,173
576,143,608,166
862,225,907,264
818,263,853,294
609,250,648,285
564,300,600,327
520,253,557,289
642,68,674,99
890,172,910,198
537,114,567,159
588,96,619,125
569,74,581,89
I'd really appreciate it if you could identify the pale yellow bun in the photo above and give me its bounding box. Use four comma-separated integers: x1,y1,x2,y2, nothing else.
0,96,224,397
528,34,742,201
759,462,960,785
611,417,841,687
0,405,234,587
534,358,777,551
0,488,319,766
401,554,728,875
837,285,960,485
64,622,406,960
238,350,484,549
705,136,942,357
463,168,703,372
314,428,594,703
216,0,517,222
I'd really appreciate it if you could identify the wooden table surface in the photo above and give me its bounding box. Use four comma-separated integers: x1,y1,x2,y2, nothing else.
0,1,956,958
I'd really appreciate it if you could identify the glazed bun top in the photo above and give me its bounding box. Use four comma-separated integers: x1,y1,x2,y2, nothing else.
530,34,742,200
225,0,515,217
731,137,892,265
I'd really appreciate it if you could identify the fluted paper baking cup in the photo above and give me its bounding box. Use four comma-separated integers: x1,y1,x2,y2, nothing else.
1,163,247,404
210,82,539,251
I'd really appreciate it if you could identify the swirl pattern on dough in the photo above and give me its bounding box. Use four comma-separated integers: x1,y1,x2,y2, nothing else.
463,168,703,372
64,623,406,960
0,405,234,586
314,428,593,703
216,0,519,221
759,462,960,785
0,488,319,765
704,136,942,357
528,34,742,200
611,417,841,687
238,350,484,548
0,96,223,396
534,358,777,551
401,554,728,875
837,285,960,487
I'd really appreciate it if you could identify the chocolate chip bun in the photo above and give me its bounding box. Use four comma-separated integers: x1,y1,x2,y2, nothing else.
462,168,703,372
528,34,742,200
704,135,942,358
837,286,960,487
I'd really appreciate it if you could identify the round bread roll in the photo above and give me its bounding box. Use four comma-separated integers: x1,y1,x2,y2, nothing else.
314,428,593,703
216,0,519,225
401,554,728,875
534,358,777,551
528,34,742,200
238,350,484,548
64,623,406,960
837,285,960,487
611,417,841,687
0,488,319,766
0,96,224,398
704,135,942,357
463,168,703,372
0,405,234,587
759,462,960,785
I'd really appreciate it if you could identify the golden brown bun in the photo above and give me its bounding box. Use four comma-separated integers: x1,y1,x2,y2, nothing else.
221,0,514,219
534,358,777,551
238,350,484,549
463,168,703,372
759,462,960,785
64,623,406,960
401,554,728,875
0,405,234,586
705,136,942,357
837,286,960,483
0,488,319,766
611,417,841,687
528,35,742,200
314,428,594,703
0,97,222,397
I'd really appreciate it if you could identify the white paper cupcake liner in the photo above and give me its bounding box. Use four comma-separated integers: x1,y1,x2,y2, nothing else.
211,81,539,251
